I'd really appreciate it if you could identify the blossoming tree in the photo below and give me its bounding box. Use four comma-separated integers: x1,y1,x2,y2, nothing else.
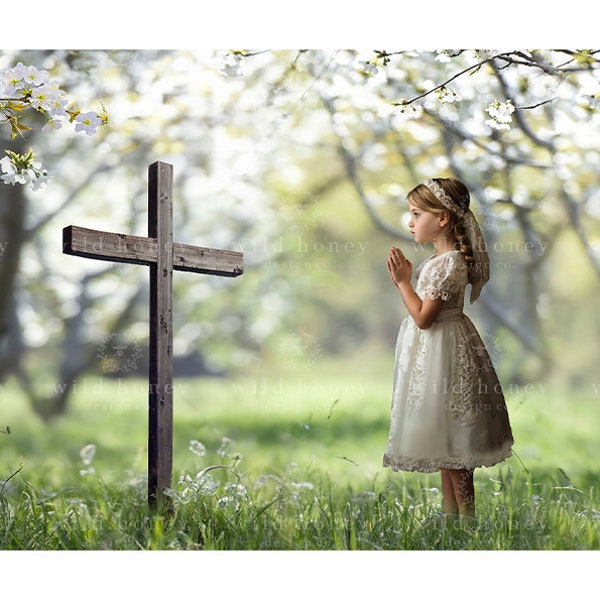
0,61,107,190
2,49,600,420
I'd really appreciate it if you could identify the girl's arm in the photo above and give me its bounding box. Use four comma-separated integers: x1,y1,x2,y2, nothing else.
387,247,444,330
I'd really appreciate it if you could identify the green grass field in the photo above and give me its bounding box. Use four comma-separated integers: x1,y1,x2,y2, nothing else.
1,358,600,555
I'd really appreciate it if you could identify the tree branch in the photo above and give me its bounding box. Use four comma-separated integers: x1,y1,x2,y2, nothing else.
394,51,514,108
489,60,555,152
320,93,411,241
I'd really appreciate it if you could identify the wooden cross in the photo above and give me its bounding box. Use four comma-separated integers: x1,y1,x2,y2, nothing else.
63,161,243,508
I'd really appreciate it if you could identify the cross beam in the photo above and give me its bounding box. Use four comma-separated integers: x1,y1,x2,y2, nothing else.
62,226,243,276
62,161,243,508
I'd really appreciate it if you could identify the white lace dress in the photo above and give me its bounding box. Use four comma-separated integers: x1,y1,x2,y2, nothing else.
383,250,514,473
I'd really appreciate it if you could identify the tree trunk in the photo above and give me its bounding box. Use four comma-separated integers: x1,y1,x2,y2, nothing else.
0,160,27,382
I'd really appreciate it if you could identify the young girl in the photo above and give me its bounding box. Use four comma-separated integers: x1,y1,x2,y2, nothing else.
383,177,513,520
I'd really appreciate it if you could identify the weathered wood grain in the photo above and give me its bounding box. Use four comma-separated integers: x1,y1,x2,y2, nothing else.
63,226,243,276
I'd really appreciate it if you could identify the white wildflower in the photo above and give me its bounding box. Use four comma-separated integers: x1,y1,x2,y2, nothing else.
216,495,234,509
195,473,219,496
224,483,248,497
175,470,220,503
291,481,314,491
217,436,233,457
79,443,96,465
351,491,377,504
217,482,248,510
189,440,206,457
531,494,544,507
578,509,600,519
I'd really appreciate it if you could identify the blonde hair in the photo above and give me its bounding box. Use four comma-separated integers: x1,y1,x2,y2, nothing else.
407,177,475,269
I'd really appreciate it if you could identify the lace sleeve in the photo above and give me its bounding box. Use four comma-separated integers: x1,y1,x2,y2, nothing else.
421,252,466,301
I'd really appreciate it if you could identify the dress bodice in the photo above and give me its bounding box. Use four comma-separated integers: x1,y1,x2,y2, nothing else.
414,250,468,313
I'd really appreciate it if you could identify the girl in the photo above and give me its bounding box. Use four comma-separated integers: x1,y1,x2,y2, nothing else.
383,177,513,520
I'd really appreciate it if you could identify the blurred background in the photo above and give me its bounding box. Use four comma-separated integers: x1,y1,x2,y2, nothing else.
0,49,599,453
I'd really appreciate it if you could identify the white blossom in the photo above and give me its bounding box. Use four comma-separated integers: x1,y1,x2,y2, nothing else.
1,151,50,190
358,60,378,75
485,118,511,131
42,118,63,131
1,62,107,188
0,159,33,186
22,64,49,87
31,169,50,191
437,86,462,104
485,99,515,130
74,111,103,135
0,156,18,183
30,81,68,116
1,61,28,95
220,54,244,78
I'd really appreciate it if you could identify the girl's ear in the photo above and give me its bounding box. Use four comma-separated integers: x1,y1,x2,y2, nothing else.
438,210,450,228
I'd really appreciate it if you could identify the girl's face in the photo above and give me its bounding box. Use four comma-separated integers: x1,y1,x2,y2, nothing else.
407,203,445,244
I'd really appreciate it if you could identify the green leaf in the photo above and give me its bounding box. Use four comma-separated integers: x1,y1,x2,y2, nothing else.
6,100,27,112
10,118,31,139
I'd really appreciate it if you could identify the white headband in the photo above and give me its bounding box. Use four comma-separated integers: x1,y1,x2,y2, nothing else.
423,179,466,217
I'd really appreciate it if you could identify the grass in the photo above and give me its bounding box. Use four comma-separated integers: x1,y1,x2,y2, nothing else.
1,358,600,553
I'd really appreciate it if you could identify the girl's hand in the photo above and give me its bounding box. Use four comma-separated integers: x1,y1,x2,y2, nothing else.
387,247,412,287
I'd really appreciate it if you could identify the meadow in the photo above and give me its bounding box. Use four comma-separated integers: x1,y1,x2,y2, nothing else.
2,351,600,558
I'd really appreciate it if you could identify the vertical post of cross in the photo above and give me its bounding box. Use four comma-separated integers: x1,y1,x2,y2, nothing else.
147,161,174,508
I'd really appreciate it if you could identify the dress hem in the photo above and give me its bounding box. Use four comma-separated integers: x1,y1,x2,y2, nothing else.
382,444,513,474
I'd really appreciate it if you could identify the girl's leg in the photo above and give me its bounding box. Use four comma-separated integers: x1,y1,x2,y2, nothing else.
440,469,459,517
448,468,475,518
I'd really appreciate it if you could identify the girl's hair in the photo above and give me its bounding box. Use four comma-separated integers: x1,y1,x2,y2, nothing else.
407,177,474,269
